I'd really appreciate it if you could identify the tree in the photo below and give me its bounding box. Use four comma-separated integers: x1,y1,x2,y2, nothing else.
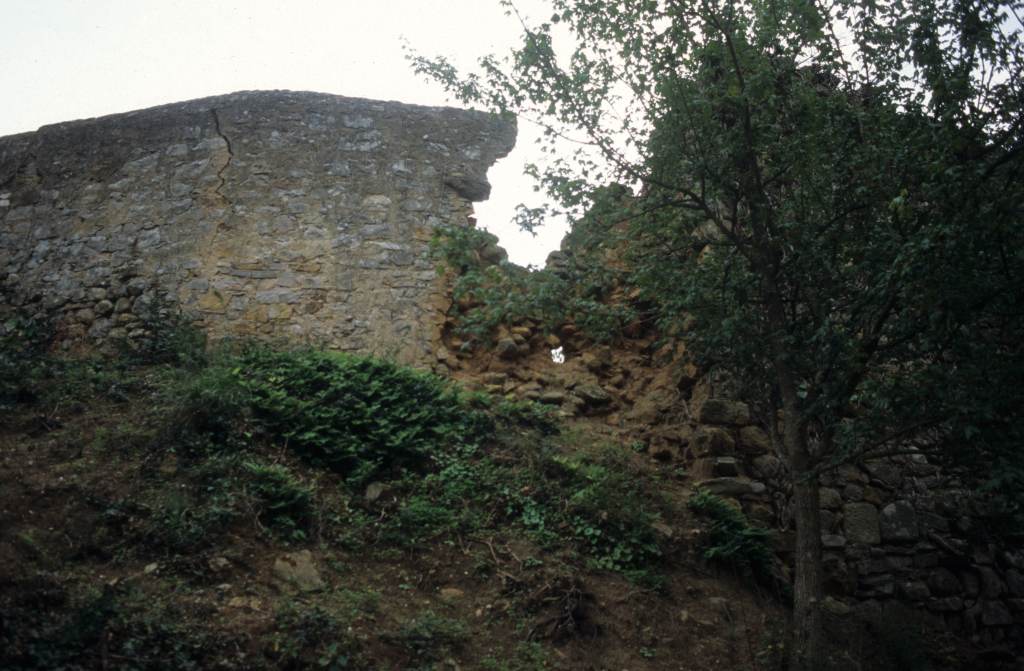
412,1,1024,668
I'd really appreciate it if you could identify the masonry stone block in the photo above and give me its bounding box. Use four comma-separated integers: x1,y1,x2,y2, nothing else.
844,502,881,545
880,500,919,542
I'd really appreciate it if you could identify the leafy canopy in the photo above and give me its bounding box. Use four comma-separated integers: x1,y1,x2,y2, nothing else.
413,0,1024,492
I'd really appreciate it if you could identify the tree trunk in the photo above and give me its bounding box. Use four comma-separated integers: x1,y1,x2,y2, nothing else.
786,421,824,671
749,185,826,668
759,276,827,670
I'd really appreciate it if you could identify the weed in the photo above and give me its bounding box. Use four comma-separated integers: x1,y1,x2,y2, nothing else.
623,568,669,592
481,641,550,670
522,557,544,570
141,457,242,553
243,461,314,542
385,610,467,662
119,292,207,369
165,360,253,446
338,588,381,616
144,490,237,553
432,223,632,346
89,423,159,458
271,602,363,670
517,495,555,542
688,488,773,581
12,530,49,565
1,586,223,671
330,508,375,550
0,314,52,409
382,495,456,546
422,433,665,573
541,450,662,571
493,397,560,435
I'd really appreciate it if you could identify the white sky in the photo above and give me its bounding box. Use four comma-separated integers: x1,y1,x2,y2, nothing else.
0,0,568,267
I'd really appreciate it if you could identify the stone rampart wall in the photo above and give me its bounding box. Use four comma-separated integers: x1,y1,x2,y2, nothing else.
0,91,515,364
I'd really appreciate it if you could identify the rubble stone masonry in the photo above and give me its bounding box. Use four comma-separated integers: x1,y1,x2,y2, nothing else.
0,91,516,364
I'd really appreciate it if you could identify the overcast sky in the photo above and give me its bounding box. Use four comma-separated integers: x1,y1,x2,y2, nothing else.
0,0,568,267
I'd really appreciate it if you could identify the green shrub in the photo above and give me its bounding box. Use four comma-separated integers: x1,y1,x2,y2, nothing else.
144,491,238,553
166,361,254,445
52,358,139,403
493,398,560,435
243,461,314,541
416,432,667,573
688,488,772,580
553,454,662,571
2,587,222,671
0,315,53,409
431,224,632,346
119,293,207,369
142,456,241,552
382,495,456,546
232,348,488,480
271,602,363,670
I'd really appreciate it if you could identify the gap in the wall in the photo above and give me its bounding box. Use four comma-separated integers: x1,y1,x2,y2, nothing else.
471,130,568,270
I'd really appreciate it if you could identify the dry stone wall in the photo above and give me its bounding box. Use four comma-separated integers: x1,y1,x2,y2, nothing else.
0,91,515,364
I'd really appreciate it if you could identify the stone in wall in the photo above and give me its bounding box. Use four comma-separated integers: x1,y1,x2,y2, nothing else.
0,90,516,365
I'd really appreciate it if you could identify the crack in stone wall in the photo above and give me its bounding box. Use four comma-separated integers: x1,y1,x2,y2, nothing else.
199,108,236,282
209,108,234,207
0,90,516,365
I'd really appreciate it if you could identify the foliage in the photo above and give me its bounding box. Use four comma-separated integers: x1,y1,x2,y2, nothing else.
492,396,561,435
431,222,633,346
381,495,457,546
231,348,489,481
119,291,207,369
384,611,468,662
2,335,674,671
412,2,1023,666
1,587,222,671
0,305,205,415
90,344,666,571
0,315,54,410
50,357,139,404
688,489,773,582
141,456,241,553
492,440,665,572
270,602,364,670
422,0,1024,484
141,345,669,573
243,461,314,542
480,642,550,670
554,452,662,571
167,358,254,444
340,397,665,573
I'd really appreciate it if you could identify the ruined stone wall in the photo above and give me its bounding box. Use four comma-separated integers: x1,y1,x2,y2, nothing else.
686,397,1024,648
0,91,515,364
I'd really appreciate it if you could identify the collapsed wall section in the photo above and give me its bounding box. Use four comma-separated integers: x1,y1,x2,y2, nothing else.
0,90,516,364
